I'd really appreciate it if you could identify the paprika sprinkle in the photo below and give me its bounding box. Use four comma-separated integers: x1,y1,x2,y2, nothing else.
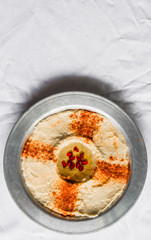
22,138,54,162
69,110,101,139
52,180,79,216
94,161,131,183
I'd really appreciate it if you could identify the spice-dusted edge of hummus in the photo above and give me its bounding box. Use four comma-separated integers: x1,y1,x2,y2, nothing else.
21,109,131,218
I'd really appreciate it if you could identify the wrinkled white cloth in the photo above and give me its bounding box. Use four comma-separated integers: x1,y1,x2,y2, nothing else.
0,0,151,239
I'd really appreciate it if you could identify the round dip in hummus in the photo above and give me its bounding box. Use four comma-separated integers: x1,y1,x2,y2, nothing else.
21,109,131,218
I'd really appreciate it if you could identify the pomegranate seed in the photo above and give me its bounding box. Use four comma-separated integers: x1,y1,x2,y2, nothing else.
76,162,80,169
79,165,83,171
74,146,79,152
69,163,75,169
69,156,75,160
67,152,73,157
67,160,72,166
62,161,67,167
82,160,88,165
76,156,81,162
80,152,84,159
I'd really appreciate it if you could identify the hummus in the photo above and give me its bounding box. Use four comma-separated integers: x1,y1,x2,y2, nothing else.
21,109,131,218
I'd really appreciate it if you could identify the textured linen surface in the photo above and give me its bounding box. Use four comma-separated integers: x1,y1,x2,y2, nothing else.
0,0,151,239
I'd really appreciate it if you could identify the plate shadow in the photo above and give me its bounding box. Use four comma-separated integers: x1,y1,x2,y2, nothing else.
25,75,137,124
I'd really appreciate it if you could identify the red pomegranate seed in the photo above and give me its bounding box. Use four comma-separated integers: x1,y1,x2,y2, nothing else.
76,156,81,162
82,160,88,165
62,161,67,167
74,146,79,152
79,165,83,171
69,156,75,160
80,152,84,159
76,162,80,169
67,152,73,157
67,160,72,166
69,163,75,169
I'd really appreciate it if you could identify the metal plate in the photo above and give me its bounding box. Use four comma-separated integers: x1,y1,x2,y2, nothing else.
4,92,147,234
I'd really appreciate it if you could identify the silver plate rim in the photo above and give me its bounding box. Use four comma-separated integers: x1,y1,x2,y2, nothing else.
3,91,147,234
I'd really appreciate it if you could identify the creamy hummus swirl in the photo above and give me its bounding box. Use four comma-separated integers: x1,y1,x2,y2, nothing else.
21,110,130,218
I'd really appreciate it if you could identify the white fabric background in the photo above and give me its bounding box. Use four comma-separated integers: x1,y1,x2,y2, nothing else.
0,0,151,239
